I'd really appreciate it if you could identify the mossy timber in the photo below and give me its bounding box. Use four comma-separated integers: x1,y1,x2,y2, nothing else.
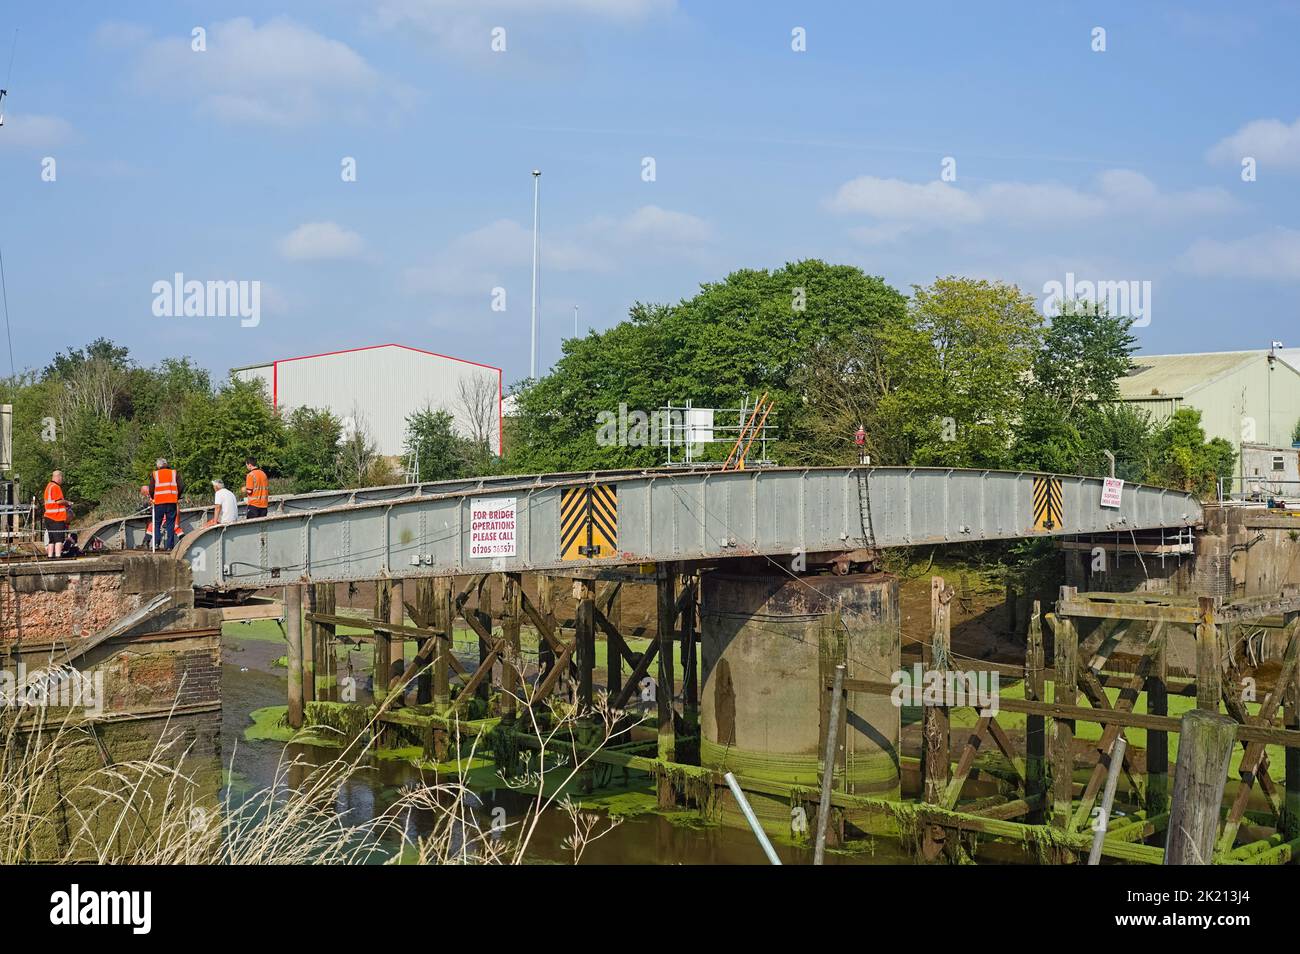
261,568,1300,865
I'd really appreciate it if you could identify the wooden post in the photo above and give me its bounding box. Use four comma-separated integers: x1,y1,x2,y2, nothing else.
656,571,677,764
537,574,556,684
388,579,405,700
922,576,951,805
315,582,337,702
285,584,304,729
605,588,623,703
432,577,452,711
574,580,595,709
814,663,846,865
1052,587,1079,829
1285,611,1300,839
431,575,453,760
680,572,699,734
1164,709,1236,865
373,580,392,702
501,573,522,723
303,583,317,704
1196,596,1222,712
1147,632,1170,814
1024,599,1047,822
413,578,434,705
475,576,494,704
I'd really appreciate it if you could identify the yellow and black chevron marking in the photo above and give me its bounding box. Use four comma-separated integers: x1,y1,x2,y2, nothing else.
1032,476,1064,532
560,484,618,560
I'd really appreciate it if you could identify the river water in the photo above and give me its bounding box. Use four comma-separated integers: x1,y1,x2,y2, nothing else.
219,629,903,865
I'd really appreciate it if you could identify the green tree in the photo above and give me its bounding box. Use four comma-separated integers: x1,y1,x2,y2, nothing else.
1145,408,1235,496
404,407,484,481
509,260,907,472
876,276,1042,467
1031,302,1137,414
173,377,284,488
281,407,343,493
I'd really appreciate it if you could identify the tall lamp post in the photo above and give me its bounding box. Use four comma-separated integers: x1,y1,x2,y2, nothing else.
530,169,541,380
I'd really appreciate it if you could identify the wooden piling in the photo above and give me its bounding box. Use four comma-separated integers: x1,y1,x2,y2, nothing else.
656,571,677,764
413,578,434,705
432,576,452,711
475,576,494,704
1147,634,1169,814
1196,596,1222,712
315,582,336,701
286,584,304,729
303,583,317,704
680,572,699,733
373,580,392,701
388,579,405,700
431,575,453,760
1164,709,1236,865
574,579,595,709
537,574,556,683
605,589,623,703
1052,587,1079,829
922,576,951,805
501,573,522,723
1024,600,1047,822
1285,611,1300,839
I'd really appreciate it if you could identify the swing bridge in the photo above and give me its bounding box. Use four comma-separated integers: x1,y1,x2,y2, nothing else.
80,466,1206,589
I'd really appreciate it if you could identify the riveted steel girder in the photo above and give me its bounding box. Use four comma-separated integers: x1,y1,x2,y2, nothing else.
172,467,1203,590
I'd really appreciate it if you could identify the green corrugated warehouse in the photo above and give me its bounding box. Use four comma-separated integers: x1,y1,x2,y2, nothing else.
1117,350,1300,457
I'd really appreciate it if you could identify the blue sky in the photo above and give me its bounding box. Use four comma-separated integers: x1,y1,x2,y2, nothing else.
1,1,1298,388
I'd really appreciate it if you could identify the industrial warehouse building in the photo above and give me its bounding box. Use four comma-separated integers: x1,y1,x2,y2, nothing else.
232,344,503,457
1116,349,1300,459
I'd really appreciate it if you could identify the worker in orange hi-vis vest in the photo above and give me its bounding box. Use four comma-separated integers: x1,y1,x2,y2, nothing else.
147,458,183,551
43,470,70,559
243,458,270,519
140,484,183,548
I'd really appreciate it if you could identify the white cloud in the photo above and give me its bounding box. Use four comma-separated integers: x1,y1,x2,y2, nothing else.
828,170,1236,241
404,204,712,294
278,222,366,261
123,17,397,127
367,0,674,54
1182,228,1300,282
0,112,75,150
615,204,714,243
1207,117,1300,170
829,177,982,226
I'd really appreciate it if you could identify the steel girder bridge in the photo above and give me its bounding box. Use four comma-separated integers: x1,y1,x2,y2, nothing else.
81,467,1205,591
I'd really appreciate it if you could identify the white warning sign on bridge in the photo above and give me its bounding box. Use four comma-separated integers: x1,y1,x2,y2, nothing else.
470,497,517,558
1100,477,1124,509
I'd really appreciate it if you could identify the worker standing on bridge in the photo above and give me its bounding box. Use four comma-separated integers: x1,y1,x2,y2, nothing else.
207,479,239,526
43,471,69,559
148,458,182,551
243,458,269,519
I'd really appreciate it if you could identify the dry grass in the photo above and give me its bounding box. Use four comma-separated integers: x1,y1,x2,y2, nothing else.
2,657,641,865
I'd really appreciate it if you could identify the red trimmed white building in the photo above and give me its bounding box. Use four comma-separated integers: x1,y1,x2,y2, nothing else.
232,344,503,456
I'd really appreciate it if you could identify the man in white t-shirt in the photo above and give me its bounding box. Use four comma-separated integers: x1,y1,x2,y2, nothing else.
208,479,239,526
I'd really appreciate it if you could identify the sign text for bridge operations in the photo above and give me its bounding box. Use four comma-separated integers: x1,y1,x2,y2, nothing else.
470,497,517,558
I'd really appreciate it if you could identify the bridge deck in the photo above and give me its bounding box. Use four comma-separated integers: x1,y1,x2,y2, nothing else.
161,467,1203,590
83,468,662,549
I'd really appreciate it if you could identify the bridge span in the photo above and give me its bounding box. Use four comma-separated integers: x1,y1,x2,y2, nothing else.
155,466,1203,590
